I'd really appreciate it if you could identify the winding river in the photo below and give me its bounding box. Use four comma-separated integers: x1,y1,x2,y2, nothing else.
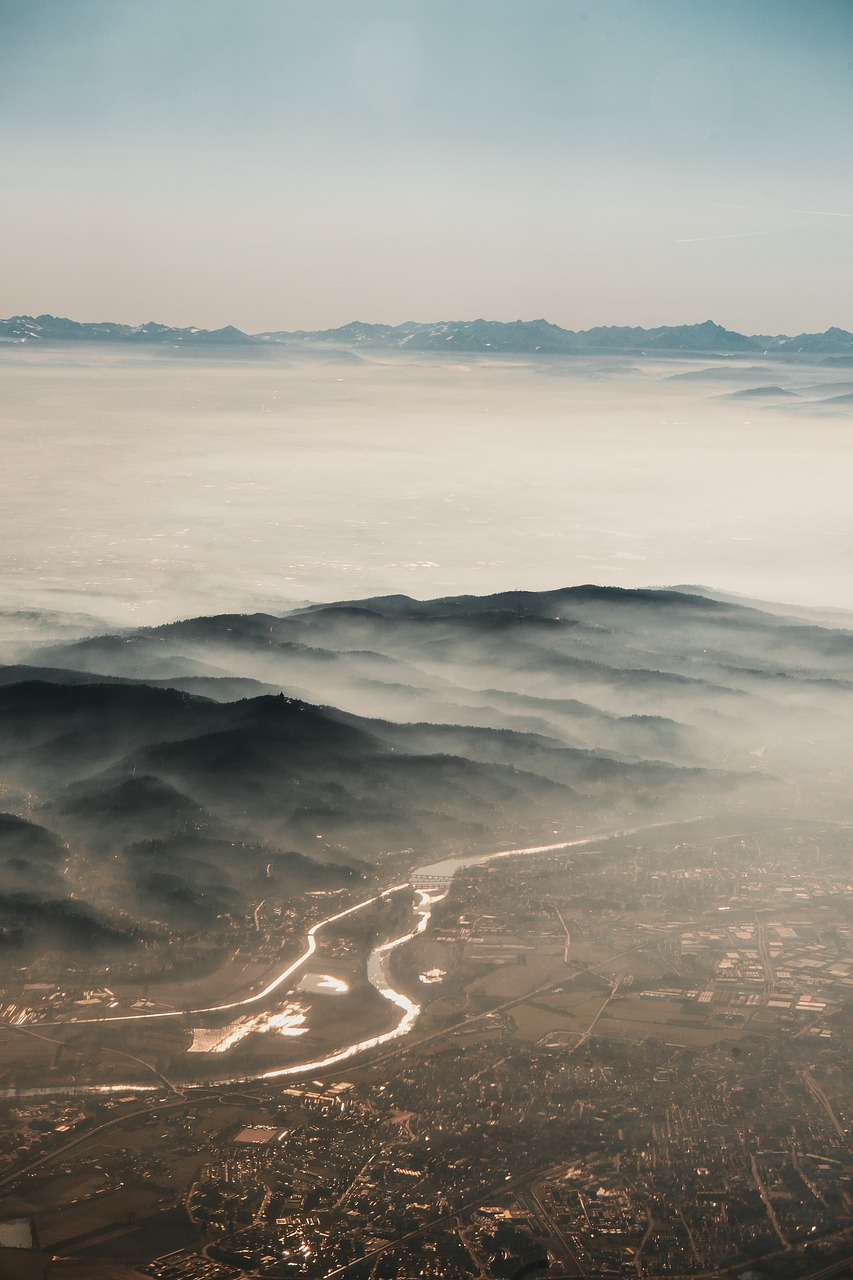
2,819,697,1097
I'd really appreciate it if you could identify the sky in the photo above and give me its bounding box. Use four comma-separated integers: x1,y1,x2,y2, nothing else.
2,0,852,334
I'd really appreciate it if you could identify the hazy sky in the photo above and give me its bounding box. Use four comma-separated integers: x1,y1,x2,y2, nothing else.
2,0,852,333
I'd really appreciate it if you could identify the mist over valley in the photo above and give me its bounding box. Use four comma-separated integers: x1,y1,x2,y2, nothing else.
1,336,851,1021
6,1,853,1270
1,583,850,973
2,339,853,632
2,338,853,1275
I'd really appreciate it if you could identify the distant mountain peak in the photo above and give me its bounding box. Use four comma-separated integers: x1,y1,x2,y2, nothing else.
3,312,853,359
0,313,252,346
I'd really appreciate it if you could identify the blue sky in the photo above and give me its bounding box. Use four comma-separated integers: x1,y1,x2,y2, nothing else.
2,0,852,331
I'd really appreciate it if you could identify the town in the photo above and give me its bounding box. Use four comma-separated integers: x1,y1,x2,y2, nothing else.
1,817,852,1279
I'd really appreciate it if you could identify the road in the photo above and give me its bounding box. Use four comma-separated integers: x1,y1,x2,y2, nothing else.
751,1151,789,1248
526,1177,584,1275
38,887,401,1028
323,1160,583,1279
803,1070,848,1146
6,817,701,1097
0,1095,198,1191
633,1202,656,1277
756,917,775,992
552,901,572,964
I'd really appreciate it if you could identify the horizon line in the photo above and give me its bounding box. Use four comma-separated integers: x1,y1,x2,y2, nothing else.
2,312,852,344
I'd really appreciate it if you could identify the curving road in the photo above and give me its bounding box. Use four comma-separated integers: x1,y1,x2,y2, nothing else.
41,887,409,1028
5,817,700,1096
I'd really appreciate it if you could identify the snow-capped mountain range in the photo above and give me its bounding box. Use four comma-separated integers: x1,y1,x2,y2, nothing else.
3,312,853,358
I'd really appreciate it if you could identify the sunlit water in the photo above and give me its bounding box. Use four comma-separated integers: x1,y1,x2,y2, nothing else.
0,823,698,1098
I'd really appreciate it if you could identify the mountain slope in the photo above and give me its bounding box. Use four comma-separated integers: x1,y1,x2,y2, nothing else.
4,583,849,960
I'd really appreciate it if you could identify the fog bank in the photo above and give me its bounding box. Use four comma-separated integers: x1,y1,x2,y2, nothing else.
2,345,852,626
